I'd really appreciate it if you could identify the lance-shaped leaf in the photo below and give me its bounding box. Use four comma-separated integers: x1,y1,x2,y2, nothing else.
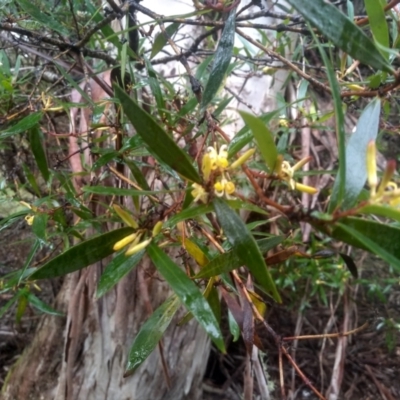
311,25,346,211
30,227,135,280
0,112,42,139
96,250,145,298
114,85,201,183
358,204,400,223
200,9,236,110
365,0,389,56
287,0,393,73
239,111,277,171
124,295,181,376
29,126,50,182
194,236,283,279
329,98,381,211
333,220,400,272
213,199,281,302
147,243,226,352
151,22,181,59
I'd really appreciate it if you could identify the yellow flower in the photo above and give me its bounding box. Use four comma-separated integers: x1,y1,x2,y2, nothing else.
113,232,140,251
191,183,209,203
202,144,229,181
367,141,400,206
125,238,152,256
276,155,318,195
20,201,37,226
25,215,35,226
229,148,255,169
214,179,236,199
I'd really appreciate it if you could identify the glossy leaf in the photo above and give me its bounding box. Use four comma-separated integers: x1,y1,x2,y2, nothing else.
287,0,393,73
334,221,400,272
309,26,346,212
330,98,381,211
228,110,281,157
31,227,135,280
29,126,50,182
32,213,48,243
359,204,400,222
83,185,161,196
365,0,389,56
194,236,283,279
331,218,400,271
213,199,281,302
96,250,145,298
27,293,64,316
200,9,236,110
125,295,181,376
239,111,277,171
338,253,358,278
114,85,201,183
151,22,180,59
147,242,226,352
0,112,42,139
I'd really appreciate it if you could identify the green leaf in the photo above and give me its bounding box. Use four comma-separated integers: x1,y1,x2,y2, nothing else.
309,26,346,212
365,0,389,56
96,250,145,298
358,204,400,223
213,199,281,302
200,9,236,110
29,126,50,182
0,112,42,139
147,242,226,352
228,110,281,157
83,185,161,196
239,111,277,170
334,220,400,272
114,85,201,183
287,0,393,73
194,236,283,279
124,295,181,376
330,98,381,211
30,227,135,280
18,0,69,36
151,23,181,59
165,204,214,228
32,213,48,243
27,293,64,316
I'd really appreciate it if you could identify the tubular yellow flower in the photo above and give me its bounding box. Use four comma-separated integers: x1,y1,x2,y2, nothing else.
152,221,163,237
366,145,400,206
202,145,229,181
295,182,318,195
125,238,152,256
113,233,139,251
277,156,317,195
367,141,378,197
25,215,35,226
191,183,209,203
229,148,255,169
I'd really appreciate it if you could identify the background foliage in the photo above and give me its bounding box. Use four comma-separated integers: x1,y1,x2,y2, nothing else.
1,0,400,399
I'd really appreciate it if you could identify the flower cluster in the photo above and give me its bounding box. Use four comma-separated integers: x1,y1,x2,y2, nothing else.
367,141,400,207
191,144,255,203
112,204,163,256
275,155,318,195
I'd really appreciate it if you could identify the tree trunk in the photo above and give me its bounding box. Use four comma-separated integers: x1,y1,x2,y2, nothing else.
2,253,209,400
